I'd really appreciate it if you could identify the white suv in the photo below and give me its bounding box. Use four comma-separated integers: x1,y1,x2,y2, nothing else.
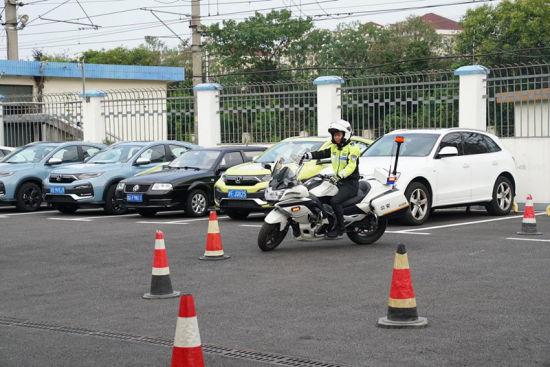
359,129,517,225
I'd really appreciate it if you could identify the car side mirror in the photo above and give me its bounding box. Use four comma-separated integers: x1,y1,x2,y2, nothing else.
263,163,272,171
436,146,459,159
135,157,151,165
84,156,91,163
47,157,63,165
216,165,229,175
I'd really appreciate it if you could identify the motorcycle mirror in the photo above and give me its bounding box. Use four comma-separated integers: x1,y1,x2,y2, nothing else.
394,136,405,144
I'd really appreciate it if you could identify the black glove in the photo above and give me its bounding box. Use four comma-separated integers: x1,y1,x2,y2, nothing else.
300,152,313,165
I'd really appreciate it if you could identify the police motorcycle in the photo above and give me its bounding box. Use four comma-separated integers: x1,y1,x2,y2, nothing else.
257,136,410,251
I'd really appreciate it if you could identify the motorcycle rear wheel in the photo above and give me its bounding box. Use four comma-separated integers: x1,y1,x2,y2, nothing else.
347,216,387,245
258,222,288,252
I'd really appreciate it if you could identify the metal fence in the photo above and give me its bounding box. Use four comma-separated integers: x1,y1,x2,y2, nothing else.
487,63,550,138
342,70,460,139
1,93,83,147
218,80,317,144
101,88,194,143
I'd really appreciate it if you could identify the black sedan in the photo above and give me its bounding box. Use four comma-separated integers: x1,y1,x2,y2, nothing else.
115,146,266,217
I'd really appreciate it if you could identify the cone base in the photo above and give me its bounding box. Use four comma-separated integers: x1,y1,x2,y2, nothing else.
142,291,181,299
516,231,543,236
199,255,230,261
377,316,428,329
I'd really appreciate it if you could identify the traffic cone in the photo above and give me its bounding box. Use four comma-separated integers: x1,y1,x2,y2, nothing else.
171,295,205,367
143,230,180,299
546,204,550,217
378,244,428,329
199,211,230,261
517,195,542,235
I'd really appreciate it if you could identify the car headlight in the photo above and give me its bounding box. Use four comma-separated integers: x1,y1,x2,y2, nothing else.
76,172,104,180
0,171,14,177
151,183,173,191
116,182,125,191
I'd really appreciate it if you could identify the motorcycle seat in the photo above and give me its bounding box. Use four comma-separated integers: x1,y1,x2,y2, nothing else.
342,181,371,207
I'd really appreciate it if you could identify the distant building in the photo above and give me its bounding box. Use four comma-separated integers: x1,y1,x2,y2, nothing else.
420,13,463,38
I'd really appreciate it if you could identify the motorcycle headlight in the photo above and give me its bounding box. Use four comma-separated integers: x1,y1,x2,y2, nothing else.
76,172,104,180
151,183,173,191
116,182,125,191
0,171,15,177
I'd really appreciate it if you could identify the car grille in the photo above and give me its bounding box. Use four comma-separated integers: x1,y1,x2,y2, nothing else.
224,175,262,186
124,184,151,193
49,174,77,184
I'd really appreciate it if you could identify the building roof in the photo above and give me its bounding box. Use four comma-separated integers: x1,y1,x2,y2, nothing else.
0,60,185,81
420,13,463,31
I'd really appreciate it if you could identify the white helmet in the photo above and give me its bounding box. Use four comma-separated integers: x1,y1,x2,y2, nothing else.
328,119,353,147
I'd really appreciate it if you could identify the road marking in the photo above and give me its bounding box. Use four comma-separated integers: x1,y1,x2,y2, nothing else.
506,237,550,243
48,218,93,222
240,224,262,228
47,213,137,222
0,210,55,217
398,212,546,233
386,231,431,235
135,221,189,225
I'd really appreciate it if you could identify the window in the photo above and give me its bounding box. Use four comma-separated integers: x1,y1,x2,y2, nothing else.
364,134,439,157
139,145,167,163
438,133,463,155
243,150,264,161
51,146,80,163
353,141,370,154
220,152,244,167
169,144,189,159
82,146,101,160
462,133,490,155
89,145,142,164
482,135,501,153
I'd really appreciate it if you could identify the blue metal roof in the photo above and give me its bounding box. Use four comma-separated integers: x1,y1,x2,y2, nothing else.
0,60,185,81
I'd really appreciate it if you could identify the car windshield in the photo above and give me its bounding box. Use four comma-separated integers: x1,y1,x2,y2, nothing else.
363,133,439,157
88,144,142,164
4,144,58,163
169,150,220,170
256,140,324,163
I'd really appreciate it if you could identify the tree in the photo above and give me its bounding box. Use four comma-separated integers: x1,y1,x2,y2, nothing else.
455,0,550,65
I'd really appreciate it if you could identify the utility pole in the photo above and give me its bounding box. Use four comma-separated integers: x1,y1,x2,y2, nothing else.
4,0,19,60
190,0,202,143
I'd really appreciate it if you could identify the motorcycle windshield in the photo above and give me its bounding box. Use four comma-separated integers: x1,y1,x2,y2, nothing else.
269,157,300,190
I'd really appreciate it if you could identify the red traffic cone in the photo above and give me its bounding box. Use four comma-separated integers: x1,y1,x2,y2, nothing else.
378,244,427,329
199,211,230,261
143,230,180,299
171,295,205,367
517,195,542,235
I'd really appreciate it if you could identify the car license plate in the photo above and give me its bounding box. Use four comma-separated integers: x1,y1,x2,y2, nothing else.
51,186,65,195
228,190,247,199
127,193,143,203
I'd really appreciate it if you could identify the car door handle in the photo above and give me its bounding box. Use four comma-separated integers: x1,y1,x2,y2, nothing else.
463,164,470,168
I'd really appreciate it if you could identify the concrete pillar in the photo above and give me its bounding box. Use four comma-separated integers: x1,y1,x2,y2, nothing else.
81,90,107,144
193,83,222,147
454,65,489,131
0,95,5,146
313,76,344,137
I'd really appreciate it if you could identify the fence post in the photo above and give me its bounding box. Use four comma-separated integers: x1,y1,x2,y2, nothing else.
80,90,107,144
0,95,5,146
314,76,344,136
193,83,222,147
454,65,489,131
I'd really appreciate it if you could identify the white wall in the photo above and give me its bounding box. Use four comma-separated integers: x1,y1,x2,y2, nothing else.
500,137,550,206
514,101,550,137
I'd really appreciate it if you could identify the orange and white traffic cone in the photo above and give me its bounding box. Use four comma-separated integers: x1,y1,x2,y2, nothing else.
517,195,542,235
171,295,205,367
378,244,427,329
199,211,230,261
143,230,180,299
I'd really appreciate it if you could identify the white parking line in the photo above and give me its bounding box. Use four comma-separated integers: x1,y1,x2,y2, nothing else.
0,210,55,217
47,213,137,222
135,221,189,225
240,224,262,228
398,212,546,233
506,237,550,243
385,231,432,235
136,215,229,225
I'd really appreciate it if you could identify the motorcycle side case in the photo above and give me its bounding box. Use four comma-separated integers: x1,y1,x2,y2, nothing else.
370,189,409,217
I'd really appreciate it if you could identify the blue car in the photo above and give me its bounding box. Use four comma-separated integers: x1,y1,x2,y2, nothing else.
43,141,196,214
0,141,105,211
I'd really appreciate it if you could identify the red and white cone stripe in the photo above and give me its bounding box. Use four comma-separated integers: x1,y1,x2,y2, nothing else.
523,195,537,224
152,230,170,276
204,219,224,257
171,295,204,367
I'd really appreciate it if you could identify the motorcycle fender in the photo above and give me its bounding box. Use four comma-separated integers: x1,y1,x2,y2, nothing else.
370,190,409,217
265,209,289,231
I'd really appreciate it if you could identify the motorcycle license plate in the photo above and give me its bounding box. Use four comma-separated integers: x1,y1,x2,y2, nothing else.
228,190,247,199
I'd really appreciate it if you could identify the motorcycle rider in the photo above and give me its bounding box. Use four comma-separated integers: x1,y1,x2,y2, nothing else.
302,119,361,239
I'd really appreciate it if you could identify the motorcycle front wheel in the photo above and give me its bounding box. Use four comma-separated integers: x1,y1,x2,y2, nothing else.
258,222,288,252
347,216,387,245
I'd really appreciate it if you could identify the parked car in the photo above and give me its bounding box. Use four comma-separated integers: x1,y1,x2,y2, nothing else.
116,146,267,217
43,141,196,214
0,141,105,211
0,146,15,161
214,136,372,220
359,128,517,225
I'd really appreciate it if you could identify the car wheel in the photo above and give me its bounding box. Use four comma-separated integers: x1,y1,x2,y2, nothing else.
485,176,514,216
186,189,208,217
137,208,158,217
401,181,431,226
104,184,128,215
16,182,42,212
56,204,78,214
225,209,250,220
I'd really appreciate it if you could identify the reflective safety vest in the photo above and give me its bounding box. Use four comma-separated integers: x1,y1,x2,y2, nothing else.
311,142,361,181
